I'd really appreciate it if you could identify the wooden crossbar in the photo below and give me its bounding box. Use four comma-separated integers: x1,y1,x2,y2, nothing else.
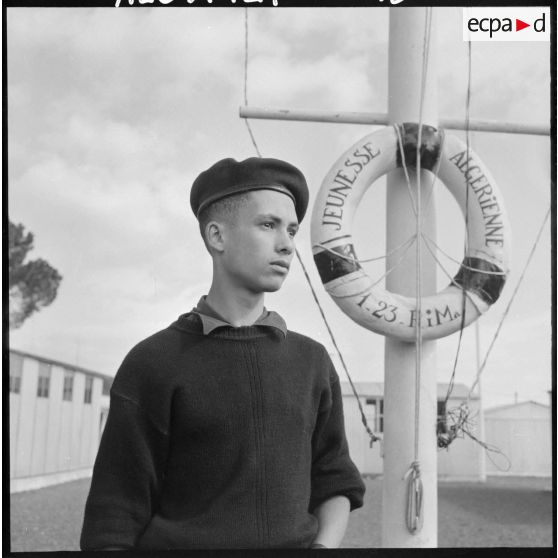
239,106,550,136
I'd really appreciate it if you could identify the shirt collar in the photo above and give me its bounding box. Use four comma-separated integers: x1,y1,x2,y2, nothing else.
192,296,287,337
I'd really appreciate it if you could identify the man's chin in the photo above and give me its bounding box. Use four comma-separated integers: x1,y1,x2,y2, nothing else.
263,285,282,293
259,277,287,293
263,283,284,293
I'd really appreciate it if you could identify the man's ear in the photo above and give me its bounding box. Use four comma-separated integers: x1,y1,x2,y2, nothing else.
205,221,226,253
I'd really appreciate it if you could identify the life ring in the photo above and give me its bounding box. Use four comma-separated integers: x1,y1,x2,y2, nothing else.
310,123,510,341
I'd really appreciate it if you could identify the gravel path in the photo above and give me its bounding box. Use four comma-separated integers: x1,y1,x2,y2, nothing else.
9,476,553,551
343,475,553,548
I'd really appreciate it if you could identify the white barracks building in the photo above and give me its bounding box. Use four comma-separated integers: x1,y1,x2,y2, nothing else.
9,349,112,493
9,349,550,492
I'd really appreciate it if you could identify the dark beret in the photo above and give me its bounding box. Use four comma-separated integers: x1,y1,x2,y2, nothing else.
190,157,309,222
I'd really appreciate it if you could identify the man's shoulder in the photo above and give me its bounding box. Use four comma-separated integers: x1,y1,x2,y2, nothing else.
283,329,338,384
124,314,201,362
285,329,329,355
112,317,201,389
129,325,179,355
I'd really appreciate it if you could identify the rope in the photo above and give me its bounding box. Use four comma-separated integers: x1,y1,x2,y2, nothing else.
328,235,417,299
437,38,507,467
241,6,379,447
394,125,418,218
437,404,511,472
243,9,262,157
420,233,483,315
436,41,550,466
329,246,418,299
434,37,549,458
295,251,381,447
420,130,445,218
394,109,444,231
441,37,473,417
466,207,550,403
403,7,432,536
312,233,416,265
421,232,506,276
315,234,417,300
241,0,532,496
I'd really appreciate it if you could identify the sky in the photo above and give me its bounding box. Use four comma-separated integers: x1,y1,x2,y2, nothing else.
7,6,552,410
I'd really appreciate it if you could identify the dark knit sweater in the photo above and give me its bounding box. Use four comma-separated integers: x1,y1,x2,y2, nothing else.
80,312,365,550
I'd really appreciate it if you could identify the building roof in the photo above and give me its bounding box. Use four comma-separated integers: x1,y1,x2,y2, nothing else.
484,400,550,413
340,381,478,400
9,348,114,386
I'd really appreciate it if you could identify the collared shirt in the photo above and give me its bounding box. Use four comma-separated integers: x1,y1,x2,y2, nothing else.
192,296,287,337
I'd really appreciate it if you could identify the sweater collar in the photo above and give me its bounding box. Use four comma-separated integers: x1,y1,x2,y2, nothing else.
192,296,287,337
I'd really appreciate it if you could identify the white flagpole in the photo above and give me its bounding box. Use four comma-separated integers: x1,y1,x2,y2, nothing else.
382,7,438,547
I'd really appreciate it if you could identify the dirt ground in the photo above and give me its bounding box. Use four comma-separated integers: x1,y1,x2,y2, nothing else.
9,475,554,551
343,475,553,548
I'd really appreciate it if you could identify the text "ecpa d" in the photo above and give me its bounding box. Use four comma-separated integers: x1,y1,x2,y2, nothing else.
467,13,546,38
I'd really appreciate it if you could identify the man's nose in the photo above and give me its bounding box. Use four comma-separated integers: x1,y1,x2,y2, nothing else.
276,229,294,255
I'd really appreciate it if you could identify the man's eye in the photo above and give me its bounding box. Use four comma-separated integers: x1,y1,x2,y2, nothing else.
262,222,274,229
288,229,297,238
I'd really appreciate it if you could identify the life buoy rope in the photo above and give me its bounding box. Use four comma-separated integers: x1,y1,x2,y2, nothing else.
311,122,510,341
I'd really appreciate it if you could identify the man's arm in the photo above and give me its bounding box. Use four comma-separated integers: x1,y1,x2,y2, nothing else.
311,495,350,548
80,346,171,551
80,390,169,550
308,350,365,547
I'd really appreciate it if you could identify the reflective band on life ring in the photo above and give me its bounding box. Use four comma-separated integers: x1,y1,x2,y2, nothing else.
310,123,511,341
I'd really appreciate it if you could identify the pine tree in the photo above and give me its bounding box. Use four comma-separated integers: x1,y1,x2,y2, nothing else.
9,220,63,329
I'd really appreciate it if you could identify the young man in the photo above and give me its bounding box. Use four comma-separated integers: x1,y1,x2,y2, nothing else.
80,157,365,550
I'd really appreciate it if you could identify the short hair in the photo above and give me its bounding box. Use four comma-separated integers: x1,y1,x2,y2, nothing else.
197,193,251,251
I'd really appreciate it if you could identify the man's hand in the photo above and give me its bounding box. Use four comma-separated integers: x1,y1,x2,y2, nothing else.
311,495,350,548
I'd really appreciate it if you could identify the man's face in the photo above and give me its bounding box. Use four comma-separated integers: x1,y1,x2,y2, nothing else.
219,189,299,295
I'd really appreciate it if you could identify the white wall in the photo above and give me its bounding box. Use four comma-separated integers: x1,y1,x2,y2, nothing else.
343,394,484,480
342,395,383,475
9,352,108,491
485,403,551,476
44,365,63,474
437,398,483,481
12,357,39,479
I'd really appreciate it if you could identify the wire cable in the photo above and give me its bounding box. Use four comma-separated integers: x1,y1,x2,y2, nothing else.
421,232,506,276
243,9,262,157
442,37,473,414
404,7,433,536
312,233,416,265
241,6,379,446
295,250,381,447
466,207,550,402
